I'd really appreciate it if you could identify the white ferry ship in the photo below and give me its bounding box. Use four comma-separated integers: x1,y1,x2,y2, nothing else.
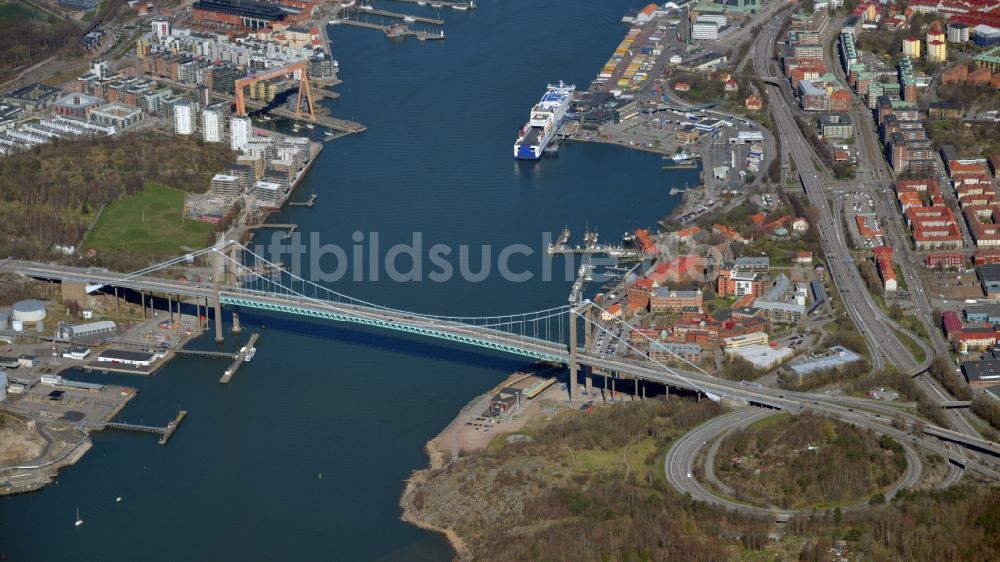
513,81,576,160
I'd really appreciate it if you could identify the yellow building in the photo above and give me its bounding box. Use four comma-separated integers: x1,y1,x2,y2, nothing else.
927,39,947,63
903,37,921,58
722,332,769,350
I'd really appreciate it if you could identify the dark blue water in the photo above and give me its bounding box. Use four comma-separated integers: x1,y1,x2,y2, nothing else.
0,2,695,560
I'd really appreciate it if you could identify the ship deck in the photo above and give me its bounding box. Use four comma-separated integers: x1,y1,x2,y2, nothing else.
518,126,542,147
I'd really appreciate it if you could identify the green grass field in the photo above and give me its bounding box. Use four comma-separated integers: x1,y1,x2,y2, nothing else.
83,183,214,255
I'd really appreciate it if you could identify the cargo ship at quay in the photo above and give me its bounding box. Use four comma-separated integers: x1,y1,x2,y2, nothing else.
513,81,575,159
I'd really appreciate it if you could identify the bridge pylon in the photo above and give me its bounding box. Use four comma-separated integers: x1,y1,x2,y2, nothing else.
568,301,594,404
212,234,225,343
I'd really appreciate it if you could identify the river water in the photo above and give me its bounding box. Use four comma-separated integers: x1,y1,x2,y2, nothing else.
0,2,695,560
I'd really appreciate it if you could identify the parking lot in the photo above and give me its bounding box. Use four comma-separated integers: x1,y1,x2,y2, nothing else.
842,190,886,250
591,322,625,359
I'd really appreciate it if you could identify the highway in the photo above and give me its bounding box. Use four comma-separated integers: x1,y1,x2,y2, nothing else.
750,14,938,377
6,252,1000,475
750,12,983,484
822,18,983,440
663,407,924,519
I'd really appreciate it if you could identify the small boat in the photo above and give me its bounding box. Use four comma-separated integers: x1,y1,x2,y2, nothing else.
328,19,341,25
417,1,426,4
403,15,415,22
116,497,122,503
431,2,442,7
75,508,84,527
451,3,467,9
305,123,314,129
360,4,374,11
244,347,256,362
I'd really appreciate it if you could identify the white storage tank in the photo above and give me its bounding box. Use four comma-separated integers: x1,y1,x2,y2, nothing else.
12,300,46,323
0,310,8,331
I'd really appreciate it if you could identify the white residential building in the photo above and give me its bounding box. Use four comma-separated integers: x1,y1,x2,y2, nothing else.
202,107,225,143
174,102,195,135
152,18,170,40
230,116,251,151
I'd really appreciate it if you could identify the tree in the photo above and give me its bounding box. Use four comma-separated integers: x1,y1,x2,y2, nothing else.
889,303,903,321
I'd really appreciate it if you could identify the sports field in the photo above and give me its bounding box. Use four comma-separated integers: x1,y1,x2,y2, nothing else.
83,183,214,255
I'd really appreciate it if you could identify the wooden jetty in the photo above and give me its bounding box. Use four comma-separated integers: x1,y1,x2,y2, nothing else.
340,19,446,40
102,410,188,446
247,223,297,239
221,333,260,384
110,340,237,360
348,6,444,24
289,194,318,207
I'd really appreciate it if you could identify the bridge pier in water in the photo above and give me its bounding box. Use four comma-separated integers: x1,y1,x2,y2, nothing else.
213,299,224,343
231,307,242,334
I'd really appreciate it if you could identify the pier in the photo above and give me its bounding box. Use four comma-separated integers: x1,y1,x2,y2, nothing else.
289,194,318,207
348,6,444,25
339,19,446,40
248,223,297,239
663,160,697,169
547,244,642,259
568,264,594,304
221,333,260,384
110,340,238,360
102,410,187,446
382,0,475,9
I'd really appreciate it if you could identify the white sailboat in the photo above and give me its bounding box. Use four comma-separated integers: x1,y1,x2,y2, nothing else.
75,508,84,527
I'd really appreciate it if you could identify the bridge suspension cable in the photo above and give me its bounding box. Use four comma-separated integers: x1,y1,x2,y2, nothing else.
219,241,571,325
211,243,571,346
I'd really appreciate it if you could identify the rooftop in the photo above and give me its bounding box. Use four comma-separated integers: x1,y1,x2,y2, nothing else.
3,82,60,102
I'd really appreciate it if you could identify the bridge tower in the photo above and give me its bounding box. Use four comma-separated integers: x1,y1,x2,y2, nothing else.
569,303,578,403
228,243,242,334
212,235,225,343
568,301,594,403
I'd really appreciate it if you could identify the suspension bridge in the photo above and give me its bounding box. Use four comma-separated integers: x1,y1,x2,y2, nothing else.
4,242,1000,465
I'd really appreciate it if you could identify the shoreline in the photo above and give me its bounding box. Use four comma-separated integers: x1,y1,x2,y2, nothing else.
399,365,569,559
398,369,544,559
399,439,469,560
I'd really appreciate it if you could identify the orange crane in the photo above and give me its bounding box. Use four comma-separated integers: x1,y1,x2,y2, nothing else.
234,60,314,118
